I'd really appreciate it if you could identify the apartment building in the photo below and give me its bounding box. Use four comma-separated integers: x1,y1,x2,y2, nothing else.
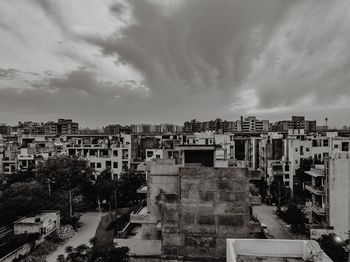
65,135,131,178
131,124,182,134
305,165,326,225
326,153,350,239
184,117,270,133
306,153,350,240
236,116,270,132
274,116,317,132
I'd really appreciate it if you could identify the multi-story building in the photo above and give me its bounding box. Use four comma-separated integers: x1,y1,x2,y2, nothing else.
57,119,79,134
236,116,270,132
65,134,131,178
326,153,350,239
0,124,11,135
115,145,261,261
307,153,350,240
274,116,317,132
104,124,121,134
305,165,326,225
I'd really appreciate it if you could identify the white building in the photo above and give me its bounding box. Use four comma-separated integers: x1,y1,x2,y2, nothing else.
327,153,350,239
226,239,332,262
65,135,131,178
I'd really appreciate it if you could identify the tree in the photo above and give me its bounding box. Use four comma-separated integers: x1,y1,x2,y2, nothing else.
0,182,51,225
284,203,306,233
36,155,93,192
319,234,347,262
116,172,145,208
57,238,129,262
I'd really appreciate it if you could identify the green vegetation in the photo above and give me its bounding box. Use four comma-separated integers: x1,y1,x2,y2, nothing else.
0,155,145,228
56,238,129,262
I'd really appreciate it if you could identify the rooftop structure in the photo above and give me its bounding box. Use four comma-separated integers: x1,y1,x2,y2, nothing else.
227,239,332,262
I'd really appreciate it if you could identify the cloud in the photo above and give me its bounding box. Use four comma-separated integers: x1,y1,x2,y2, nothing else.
1,0,350,126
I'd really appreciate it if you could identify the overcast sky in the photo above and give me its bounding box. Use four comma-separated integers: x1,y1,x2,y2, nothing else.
0,0,350,127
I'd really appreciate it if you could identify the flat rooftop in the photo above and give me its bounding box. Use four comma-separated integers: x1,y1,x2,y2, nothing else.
237,256,304,262
16,211,57,224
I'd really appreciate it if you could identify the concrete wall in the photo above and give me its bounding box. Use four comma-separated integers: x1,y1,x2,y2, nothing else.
114,239,161,256
161,167,251,261
329,154,350,239
226,239,333,262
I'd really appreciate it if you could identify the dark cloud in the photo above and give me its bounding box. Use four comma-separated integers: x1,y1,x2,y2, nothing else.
87,0,297,96
2,0,350,127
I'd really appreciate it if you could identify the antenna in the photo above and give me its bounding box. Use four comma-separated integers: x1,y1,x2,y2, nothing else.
325,118,328,127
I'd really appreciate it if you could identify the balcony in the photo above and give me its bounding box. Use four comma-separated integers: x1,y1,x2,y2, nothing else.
311,205,326,216
305,184,325,195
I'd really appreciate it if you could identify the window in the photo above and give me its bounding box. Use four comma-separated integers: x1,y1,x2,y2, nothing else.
113,162,118,169
334,144,339,149
147,151,153,158
90,162,95,168
295,148,298,152
96,162,101,168
323,139,329,147
285,164,289,171
342,142,349,152
312,140,318,147
295,160,298,164
113,150,118,157
306,147,310,152
285,181,290,187
156,155,161,159
285,174,290,179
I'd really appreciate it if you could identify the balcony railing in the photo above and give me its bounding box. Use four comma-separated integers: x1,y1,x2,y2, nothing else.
311,205,326,216
305,184,325,195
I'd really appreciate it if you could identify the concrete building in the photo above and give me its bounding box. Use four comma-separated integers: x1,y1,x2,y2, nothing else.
0,124,11,135
115,145,261,261
65,134,131,178
226,239,332,262
305,166,327,225
274,116,316,133
326,153,350,239
236,116,270,132
14,211,60,239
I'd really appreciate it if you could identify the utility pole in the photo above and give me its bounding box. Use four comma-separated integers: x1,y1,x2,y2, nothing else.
48,181,51,196
97,196,101,213
69,189,73,218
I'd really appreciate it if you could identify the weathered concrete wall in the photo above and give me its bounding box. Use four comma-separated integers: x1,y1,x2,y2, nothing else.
161,167,251,261
148,164,179,220
115,239,161,256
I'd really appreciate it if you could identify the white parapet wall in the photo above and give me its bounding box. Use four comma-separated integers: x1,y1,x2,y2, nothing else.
226,239,333,262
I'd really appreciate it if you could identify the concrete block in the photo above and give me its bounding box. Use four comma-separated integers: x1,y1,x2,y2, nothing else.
182,212,195,224
218,215,245,226
199,191,215,201
197,215,215,225
184,235,216,248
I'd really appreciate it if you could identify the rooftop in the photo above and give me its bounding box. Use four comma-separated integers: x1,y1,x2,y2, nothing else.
15,211,58,225
237,256,304,262
227,239,333,262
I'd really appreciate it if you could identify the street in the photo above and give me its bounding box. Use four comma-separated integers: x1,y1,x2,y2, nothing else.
47,212,104,262
253,204,294,239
